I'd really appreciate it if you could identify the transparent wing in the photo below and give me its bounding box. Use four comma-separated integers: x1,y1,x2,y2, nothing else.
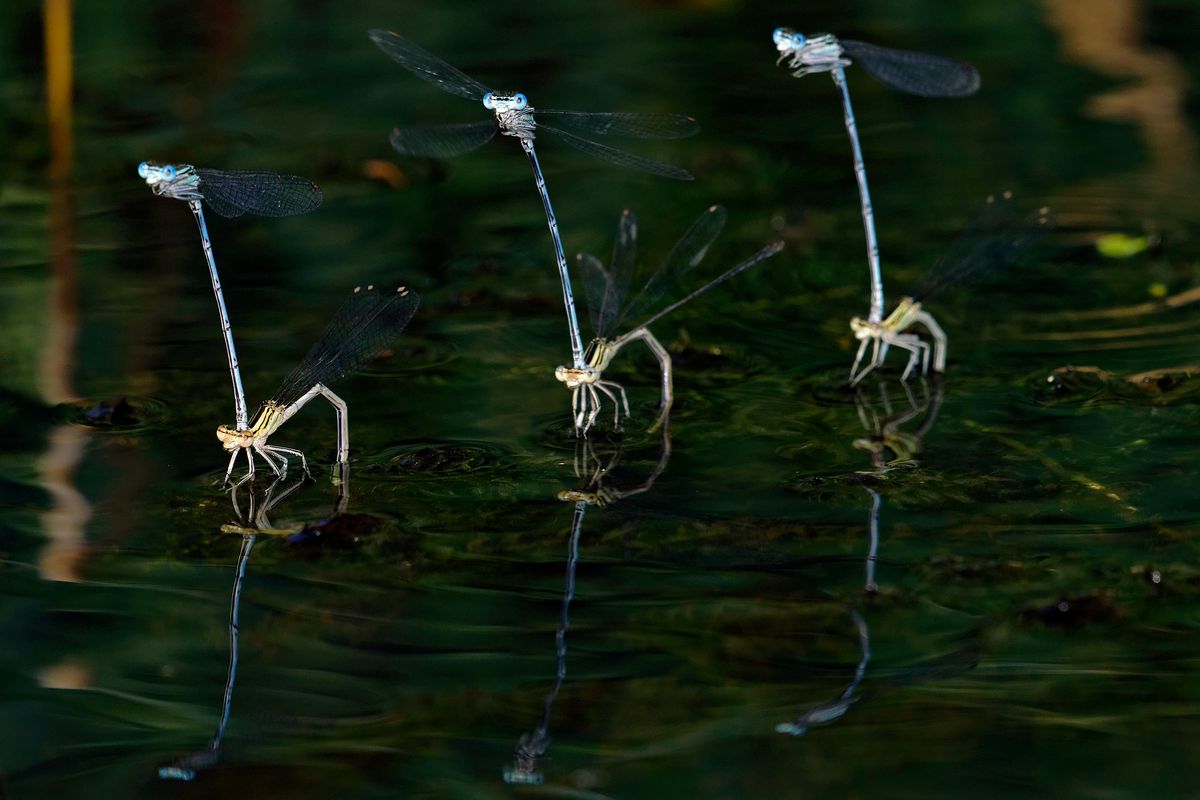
273,284,421,407
537,123,694,181
606,209,638,332
911,193,1053,301
535,110,699,139
617,205,727,329
389,121,498,158
841,40,980,98
195,169,323,218
578,209,638,338
579,253,617,339
368,29,491,101
629,241,785,334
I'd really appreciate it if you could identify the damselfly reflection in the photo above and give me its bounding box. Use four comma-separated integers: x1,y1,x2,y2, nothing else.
217,285,419,484
556,206,783,435
771,29,979,332
137,162,323,430
368,29,697,373
159,474,348,782
853,378,945,472
505,426,670,785
776,610,871,736
849,194,1052,385
778,485,878,736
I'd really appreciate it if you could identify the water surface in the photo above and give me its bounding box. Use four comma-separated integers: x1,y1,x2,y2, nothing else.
3,0,1200,797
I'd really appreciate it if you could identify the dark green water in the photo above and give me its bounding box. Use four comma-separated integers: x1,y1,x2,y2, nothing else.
4,0,1200,797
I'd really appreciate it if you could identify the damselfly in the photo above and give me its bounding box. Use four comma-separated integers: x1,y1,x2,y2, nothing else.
159,474,346,782
506,428,670,786
137,162,323,430
555,206,783,434
216,284,420,484
771,29,980,332
368,30,698,372
848,193,1052,385
852,378,944,472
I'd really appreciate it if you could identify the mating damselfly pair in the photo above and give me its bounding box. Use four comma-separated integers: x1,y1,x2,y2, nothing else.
134,23,1051,482
140,163,420,483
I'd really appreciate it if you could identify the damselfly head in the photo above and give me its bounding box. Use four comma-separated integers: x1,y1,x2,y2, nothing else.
485,92,529,112
849,316,875,340
555,365,597,388
138,162,200,199
773,27,798,50
139,161,173,184
216,424,242,450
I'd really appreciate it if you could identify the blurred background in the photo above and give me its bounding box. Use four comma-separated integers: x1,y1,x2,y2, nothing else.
2,0,1200,796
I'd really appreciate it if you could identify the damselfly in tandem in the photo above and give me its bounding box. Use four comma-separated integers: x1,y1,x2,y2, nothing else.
137,162,323,430
368,29,698,373
848,193,1052,385
771,29,980,334
216,284,420,484
555,206,784,435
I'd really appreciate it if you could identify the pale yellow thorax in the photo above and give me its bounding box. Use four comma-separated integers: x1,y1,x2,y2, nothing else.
850,297,923,340
554,337,617,388
215,402,287,451
881,297,922,332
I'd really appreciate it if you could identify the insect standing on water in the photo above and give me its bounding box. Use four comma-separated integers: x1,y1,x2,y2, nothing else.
848,193,1052,385
555,205,783,434
770,29,980,373
216,284,420,484
369,29,697,374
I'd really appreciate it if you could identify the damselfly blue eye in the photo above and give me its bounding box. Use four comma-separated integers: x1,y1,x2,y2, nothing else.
482,92,496,110
137,161,150,178
514,93,528,109
163,165,177,179
791,33,807,47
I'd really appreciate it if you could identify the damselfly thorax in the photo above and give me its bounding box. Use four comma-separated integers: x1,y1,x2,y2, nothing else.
555,337,617,385
212,284,420,485
484,92,538,138
554,334,638,432
139,162,203,200
849,296,946,386
216,401,288,452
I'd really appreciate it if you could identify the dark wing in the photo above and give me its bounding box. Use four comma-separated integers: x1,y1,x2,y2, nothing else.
616,205,727,330
629,241,784,333
537,123,694,181
841,40,980,98
273,284,421,407
368,29,491,101
195,169,323,218
535,111,699,139
911,193,1053,302
389,121,498,158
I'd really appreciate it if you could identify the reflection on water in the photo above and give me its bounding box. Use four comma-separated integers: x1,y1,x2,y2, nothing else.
507,424,671,785
5,0,1200,797
777,609,870,736
776,378,942,738
159,472,348,782
852,378,944,473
